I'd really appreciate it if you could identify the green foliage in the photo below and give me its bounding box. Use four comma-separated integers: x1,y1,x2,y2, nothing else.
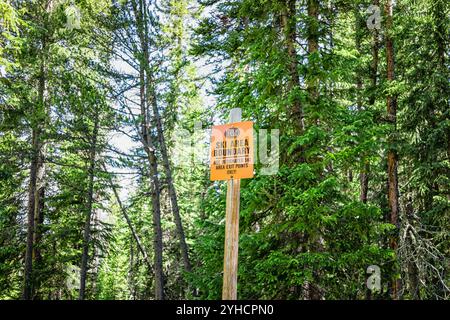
0,0,448,300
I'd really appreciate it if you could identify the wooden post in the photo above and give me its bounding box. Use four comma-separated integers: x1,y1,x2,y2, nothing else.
222,108,242,300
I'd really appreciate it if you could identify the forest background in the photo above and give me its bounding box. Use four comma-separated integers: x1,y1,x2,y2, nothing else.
0,0,448,300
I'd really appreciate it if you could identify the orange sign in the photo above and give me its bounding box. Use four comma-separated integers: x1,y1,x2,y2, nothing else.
210,121,254,181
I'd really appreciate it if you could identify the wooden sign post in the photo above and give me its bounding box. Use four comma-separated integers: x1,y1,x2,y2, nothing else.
210,108,254,300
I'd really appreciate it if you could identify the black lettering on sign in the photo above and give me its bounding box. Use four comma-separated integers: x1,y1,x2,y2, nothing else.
225,128,240,138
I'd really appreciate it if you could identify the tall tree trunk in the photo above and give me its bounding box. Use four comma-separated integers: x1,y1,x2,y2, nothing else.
148,82,191,274
141,0,191,275
369,0,379,107
23,20,49,299
281,0,305,136
131,0,165,300
305,0,323,300
23,129,38,300
433,0,450,171
148,88,189,265
307,0,319,107
384,0,401,299
355,4,369,204
359,0,380,205
355,5,367,204
143,91,165,301
32,109,47,300
79,113,99,300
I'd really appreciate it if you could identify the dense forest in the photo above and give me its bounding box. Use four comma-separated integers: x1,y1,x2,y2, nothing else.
0,0,448,300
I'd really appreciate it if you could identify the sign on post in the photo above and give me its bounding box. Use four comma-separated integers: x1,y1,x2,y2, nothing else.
210,108,254,300
210,121,254,181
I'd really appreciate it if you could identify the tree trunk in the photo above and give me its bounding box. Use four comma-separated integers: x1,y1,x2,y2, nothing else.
306,0,323,300
131,0,165,300
354,6,368,204
356,7,366,203
140,0,191,275
148,84,191,274
23,21,48,299
281,0,305,135
79,113,99,300
23,129,38,300
307,0,319,107
369,0,380,107
145,115,165,301
384,0,401,300
355,0,379,204
432,0,450,169
359,0,380,205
